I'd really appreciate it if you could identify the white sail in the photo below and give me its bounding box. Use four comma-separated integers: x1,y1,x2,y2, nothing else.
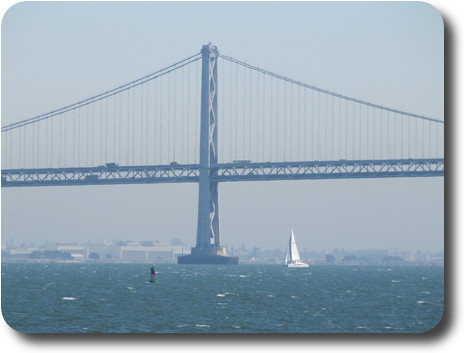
289,229,300,261
284,228,309,268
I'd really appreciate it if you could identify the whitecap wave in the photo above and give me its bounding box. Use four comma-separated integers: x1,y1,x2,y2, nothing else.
417,300,429,304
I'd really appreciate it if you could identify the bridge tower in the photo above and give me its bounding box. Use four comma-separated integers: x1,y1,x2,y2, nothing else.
178,44,238,264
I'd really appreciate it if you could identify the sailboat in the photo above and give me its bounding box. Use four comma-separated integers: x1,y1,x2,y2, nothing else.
284,229,309,268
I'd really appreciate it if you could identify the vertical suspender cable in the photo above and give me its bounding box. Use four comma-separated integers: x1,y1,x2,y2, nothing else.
408,115,412,158
344,99,348,159
58,112,62,167
106,95,109,163
146,81,150,164
77,107,80,167
359,104,362,160
187,63,191,163
173,71,177,162
169,71,173,163
8,130,12,168
24,125,27,167
119,92,122,164
132,84,136,164
325,93,328,161
283,81,287,161
90,103,94,167
17,124,22,169
312,89,315,160
100,100,103,164
297,84,300,161
421,120,424,159
273,77,277,161
414,115,419,158
380,108,383,159
228,60,233,162
242,65,246,159
290,83,293,161
373,106,376,159
430,121,433,158
141,83,145,164
248,67,252,160
304,87,307,161
366,105,369,160
387,111,390,159
45,114,49,167
351,101,355,160
330,94,334,161
116,92,120,164
262,73,266,162
131,86,135,164
181,65,185,163
86,105,89,166
32,122,35,168
338,97,342,159
194,62,198,164
126,89,129,165
393,113,397,159
51,114,54,166
271,76,275,161
256,69,260,162
160,75,164,164
318,91,322,160
153,78,157,164
235,63,238,160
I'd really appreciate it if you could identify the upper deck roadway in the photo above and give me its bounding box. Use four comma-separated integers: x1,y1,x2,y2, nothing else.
1,158,444,188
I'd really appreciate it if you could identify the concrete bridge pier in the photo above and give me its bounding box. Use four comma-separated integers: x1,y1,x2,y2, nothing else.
178,44,238,265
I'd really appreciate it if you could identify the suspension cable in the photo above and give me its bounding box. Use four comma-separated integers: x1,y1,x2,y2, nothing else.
2,53,202,132
219,53,443,124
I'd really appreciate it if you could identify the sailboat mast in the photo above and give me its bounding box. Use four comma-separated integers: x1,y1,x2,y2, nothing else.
289,230,294,260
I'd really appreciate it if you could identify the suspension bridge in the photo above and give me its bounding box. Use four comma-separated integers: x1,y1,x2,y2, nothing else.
1,43,444,264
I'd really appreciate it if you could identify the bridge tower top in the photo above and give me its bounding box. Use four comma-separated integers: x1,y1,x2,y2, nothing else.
201,42,218,56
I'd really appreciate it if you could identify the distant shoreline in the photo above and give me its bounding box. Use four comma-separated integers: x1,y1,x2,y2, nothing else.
1,259,444,266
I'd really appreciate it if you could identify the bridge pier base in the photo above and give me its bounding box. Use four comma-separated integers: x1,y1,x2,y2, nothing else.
178,242,238,264
178,254,238,265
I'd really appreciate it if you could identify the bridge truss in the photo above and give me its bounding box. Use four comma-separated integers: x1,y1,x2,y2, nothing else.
2,158,443,188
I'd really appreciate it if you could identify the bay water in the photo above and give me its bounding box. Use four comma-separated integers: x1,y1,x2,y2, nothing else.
1,263,443,333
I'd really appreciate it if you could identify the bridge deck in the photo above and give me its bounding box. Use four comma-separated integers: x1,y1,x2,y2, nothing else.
1,159,444,187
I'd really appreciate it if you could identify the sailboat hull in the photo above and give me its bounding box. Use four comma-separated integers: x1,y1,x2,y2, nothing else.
286,261,310,268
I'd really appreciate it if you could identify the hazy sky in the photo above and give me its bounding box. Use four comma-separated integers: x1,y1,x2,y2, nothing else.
1,1,444,252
